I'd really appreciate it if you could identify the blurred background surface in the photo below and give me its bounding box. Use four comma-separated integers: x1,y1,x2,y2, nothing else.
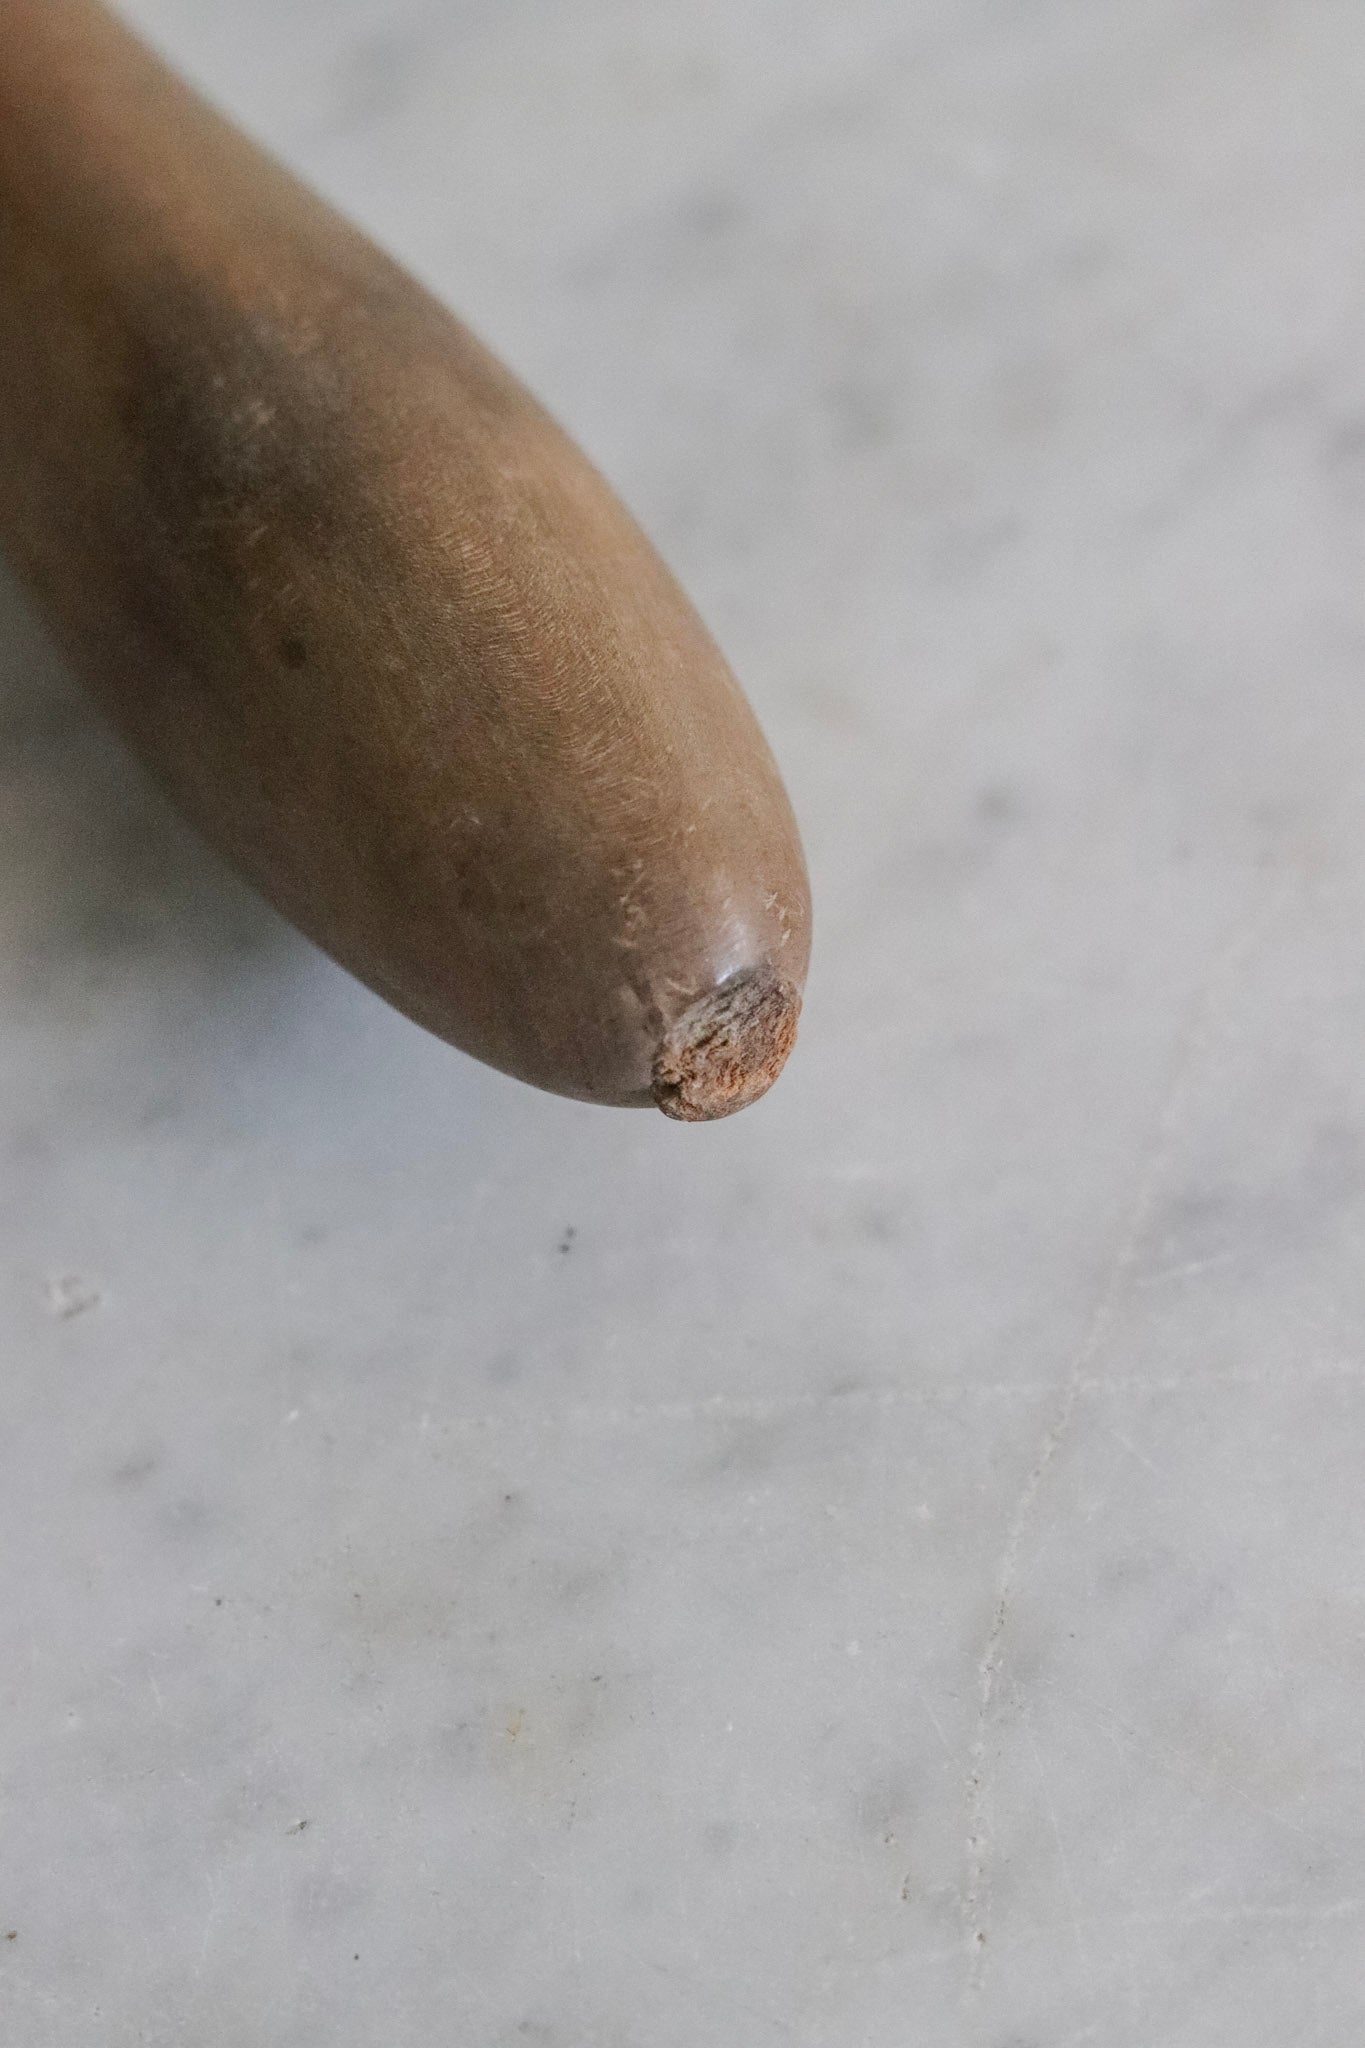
5,1,1365,2040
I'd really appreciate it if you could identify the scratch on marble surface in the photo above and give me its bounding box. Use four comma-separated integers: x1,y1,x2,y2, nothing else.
859,1892,1365,2005
914,1681,954,1760
961,877,1293,1990
646,1958,800,2039
1121,1897,1365,1926
1102,1424,1161,1478
403,1348,1365,1444
1132,1248,1241,1290
0,1956,95,2025
195,1871,223,1977
1033,1672,1331,1854
1021,1695,1089,1977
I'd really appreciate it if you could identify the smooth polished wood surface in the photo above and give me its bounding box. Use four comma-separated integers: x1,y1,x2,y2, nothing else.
0,0,809,1114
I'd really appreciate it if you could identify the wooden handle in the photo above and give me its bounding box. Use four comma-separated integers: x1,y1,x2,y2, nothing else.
0,0,810,1117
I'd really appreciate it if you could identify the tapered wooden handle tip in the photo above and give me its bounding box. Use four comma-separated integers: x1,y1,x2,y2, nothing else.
651,969,802,1121
0,0,812,1114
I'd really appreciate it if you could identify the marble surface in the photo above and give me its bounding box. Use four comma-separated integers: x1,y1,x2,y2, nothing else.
5,0,1365,2040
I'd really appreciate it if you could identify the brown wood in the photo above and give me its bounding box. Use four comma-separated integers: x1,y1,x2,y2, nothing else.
0,0,810,1116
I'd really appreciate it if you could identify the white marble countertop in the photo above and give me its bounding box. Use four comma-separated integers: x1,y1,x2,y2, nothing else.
5,1,1365,2041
